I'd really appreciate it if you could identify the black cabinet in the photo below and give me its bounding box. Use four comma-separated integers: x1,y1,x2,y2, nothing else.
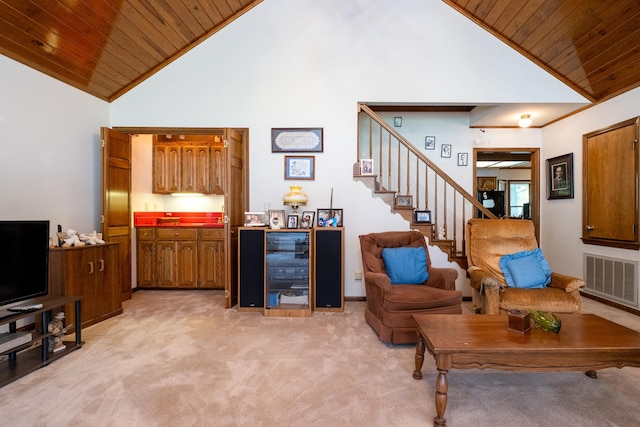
238,228,265,311
314,228,344,311
237,227,344,314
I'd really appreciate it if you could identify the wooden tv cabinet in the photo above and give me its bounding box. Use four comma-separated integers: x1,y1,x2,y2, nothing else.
0,296,82,388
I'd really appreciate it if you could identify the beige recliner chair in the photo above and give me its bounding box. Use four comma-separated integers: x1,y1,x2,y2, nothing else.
466,218,584,314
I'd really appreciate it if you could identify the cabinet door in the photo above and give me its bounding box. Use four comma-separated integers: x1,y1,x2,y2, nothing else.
157,241,178,287
198,240,225,288
136,228,155,287
166,145,181,193
177,241,198,287
210,143,225,194
181,146,197,192
153,144,169,193
95,244,122,319
195,145,211,194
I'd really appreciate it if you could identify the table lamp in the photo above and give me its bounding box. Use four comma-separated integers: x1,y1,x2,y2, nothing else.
283,184,308,215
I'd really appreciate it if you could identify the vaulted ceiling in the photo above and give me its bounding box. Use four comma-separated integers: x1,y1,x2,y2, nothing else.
443,0,640,104
1,0,639,122
0,0,262,101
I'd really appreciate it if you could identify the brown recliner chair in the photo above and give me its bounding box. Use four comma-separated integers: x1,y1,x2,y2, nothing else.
466,218,584,315
359,231,462,344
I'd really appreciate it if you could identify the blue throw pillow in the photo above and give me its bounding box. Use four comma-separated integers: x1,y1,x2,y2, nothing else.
381,247,429,284
499,248,551,289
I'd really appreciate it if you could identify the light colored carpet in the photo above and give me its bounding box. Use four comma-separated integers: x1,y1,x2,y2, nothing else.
1,291,639,427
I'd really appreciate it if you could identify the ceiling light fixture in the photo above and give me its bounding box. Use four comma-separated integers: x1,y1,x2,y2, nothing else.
519,114,532,128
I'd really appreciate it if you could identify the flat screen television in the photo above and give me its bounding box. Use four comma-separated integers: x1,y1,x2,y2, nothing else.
0,220,50,307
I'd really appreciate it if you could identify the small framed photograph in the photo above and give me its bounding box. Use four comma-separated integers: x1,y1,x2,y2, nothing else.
457,152,468,166
414,210,431,224
394,117,402,127
287,214,299,229
441,144,452,158
360,158,374,175
317,209,331,227
477,176,497,191
300,211,315,229
329,209,343,227
243,212,266,227
284,156,314,180
547,153,574,200
268,210,285,229
396,195,413,207
425,136,436,150
271,128,323,152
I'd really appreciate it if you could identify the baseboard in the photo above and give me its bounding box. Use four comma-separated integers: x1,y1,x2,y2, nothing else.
580,291,640,317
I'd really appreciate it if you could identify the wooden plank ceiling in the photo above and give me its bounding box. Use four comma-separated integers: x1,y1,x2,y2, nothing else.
0,0,262,101
1,1,639,105
443,0,640,103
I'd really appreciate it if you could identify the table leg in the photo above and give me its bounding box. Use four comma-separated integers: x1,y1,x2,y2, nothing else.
434,368,448,427
413,334,425,380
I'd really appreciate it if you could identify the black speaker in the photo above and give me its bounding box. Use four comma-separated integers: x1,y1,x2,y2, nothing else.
314,228,343,310
239,228,265,309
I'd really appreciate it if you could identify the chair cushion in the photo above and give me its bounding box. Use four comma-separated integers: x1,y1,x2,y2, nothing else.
500,248,551,289
383,284,462,311
382,247,429,284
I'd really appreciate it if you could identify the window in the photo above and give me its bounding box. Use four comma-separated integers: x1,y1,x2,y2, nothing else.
509,181,530,218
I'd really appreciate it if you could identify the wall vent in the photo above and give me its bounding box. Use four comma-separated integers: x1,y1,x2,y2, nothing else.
583,253,638,308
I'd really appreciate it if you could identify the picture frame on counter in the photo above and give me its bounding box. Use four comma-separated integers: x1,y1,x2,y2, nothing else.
300,211,315,229
268,210,285,229
287,215,299,229
243,212,267,227
413,210,432,224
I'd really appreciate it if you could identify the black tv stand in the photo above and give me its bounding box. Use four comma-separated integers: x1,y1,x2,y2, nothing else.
0,295,82,388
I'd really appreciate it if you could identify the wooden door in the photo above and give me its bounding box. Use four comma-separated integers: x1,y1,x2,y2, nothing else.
198,240,225,288
157,241,178,287
210,141,225,194
100,128,131,301
224,128,248,308
177,241,198,287
583,118,638,246
195,144,211,194
95,243,121,319
181,145,197,192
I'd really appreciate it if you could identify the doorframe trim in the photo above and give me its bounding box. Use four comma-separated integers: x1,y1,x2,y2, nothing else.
473,147,540,242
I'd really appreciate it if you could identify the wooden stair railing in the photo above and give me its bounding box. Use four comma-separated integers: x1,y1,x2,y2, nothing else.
356,103,497,264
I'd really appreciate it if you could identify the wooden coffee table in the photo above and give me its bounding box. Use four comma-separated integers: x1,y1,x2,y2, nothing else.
412,313,640,427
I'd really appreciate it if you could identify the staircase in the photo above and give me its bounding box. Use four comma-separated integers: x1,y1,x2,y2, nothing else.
355,103,496,269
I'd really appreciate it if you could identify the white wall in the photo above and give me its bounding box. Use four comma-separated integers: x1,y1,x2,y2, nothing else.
542,85,640,280
110,0,586,297
3,0,601,299
0,56,109,234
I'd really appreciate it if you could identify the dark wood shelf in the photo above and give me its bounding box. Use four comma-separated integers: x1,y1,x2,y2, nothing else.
0,296,82,388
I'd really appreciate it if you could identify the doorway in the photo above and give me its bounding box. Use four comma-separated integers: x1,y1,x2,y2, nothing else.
473,148,540,241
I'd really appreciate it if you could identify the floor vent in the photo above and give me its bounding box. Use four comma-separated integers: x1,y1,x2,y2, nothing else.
584,253,638,308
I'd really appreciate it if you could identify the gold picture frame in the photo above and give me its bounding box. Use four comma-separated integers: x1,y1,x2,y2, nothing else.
477,176,497,191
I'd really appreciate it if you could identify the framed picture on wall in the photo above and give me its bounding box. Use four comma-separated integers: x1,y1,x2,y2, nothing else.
441,144,452,158
425,136,436,150
547,153,574,199
477,176,497,191
284,156,314,180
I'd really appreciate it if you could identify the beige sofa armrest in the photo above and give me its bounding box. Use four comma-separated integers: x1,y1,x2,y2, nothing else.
425,266,458,290
467,266,503,314
548,272,585,293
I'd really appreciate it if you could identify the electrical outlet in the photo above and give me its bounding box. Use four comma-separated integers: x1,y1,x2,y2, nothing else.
354,269,362,280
